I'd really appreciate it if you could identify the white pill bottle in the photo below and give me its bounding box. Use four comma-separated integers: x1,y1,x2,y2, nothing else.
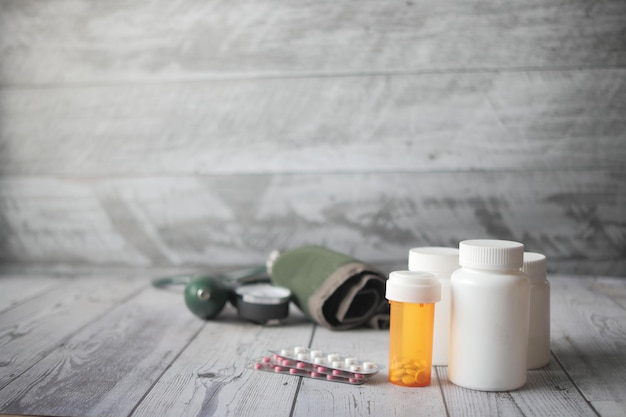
522,252,550,369
448,239,530,391
408,247,459,366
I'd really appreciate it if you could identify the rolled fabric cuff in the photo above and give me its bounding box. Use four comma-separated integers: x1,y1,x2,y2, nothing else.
269,246,388,330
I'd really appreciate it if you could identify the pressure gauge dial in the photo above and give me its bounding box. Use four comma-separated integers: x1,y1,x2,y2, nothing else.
233,284,292,323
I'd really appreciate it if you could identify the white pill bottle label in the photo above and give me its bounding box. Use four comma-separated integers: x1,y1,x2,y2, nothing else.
448,239,530,391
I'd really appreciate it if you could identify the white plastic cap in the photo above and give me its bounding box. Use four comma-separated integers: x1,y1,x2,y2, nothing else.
522,252,547,283
459,239,524,270
408,247,460,275
385,270,441,304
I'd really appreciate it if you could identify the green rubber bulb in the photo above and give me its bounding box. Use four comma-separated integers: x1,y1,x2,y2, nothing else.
184,275,229,319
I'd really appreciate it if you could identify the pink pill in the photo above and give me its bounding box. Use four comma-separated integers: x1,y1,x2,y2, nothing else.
354,373,365,379
326,375,335,381
349,378,359,384
289,368,299,374
282,359,292,366
311,372,323,378
262,357,271,363
332,369,342,376
317,366,327,373
297,362,307,369
274,366,284,372
254,363,264,370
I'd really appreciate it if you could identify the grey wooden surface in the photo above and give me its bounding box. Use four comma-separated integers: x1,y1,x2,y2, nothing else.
0,266,624,417
0,0,625,275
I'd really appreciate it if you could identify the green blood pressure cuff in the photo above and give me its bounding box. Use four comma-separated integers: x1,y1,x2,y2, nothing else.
269,246,389,330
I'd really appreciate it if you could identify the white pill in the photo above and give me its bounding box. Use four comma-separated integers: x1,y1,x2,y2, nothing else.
310,349,323,358
344,357,357,365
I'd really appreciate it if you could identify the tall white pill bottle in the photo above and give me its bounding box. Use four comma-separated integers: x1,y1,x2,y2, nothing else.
408,247,459,366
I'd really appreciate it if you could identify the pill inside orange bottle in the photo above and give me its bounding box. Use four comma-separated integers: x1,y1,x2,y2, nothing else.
386,271,441,387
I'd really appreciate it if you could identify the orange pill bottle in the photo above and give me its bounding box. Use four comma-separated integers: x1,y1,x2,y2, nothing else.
386,270,441,387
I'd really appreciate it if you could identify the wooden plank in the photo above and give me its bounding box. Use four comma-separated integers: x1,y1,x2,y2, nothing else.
549,262,626,281
130,306,314,417
297,326,448,417
0,178,156,266
0,285,205,417
0,169,624,276
550,276,626,406
0,273,145,390
1,70,625,176
590,276,626,310
592,401,626,417
0,273,66,313
506,358,599,417
437,363,596,417
0,0,625,85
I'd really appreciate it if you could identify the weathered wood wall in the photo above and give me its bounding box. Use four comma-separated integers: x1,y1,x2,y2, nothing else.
0,0,625,275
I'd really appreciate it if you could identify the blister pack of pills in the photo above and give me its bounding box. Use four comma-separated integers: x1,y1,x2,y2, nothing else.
247,346,381,385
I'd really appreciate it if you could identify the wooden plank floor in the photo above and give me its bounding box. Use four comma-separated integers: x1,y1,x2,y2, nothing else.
0,267,624,417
